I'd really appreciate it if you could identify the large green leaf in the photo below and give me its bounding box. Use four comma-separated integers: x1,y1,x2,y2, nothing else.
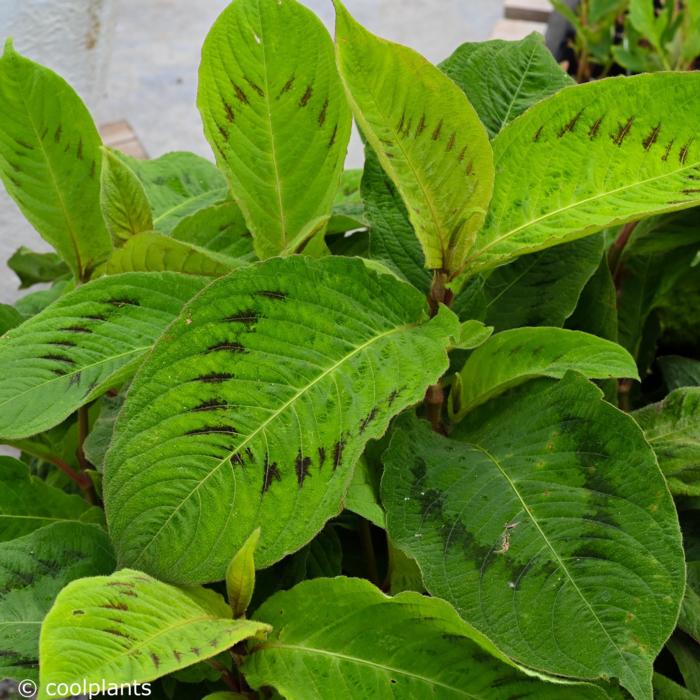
100,147,153,243
0,272,207,439
242,576,609,700
39,568,269,697
449,327,638,421
634,388,700,497
440,33,574,139
0,457,102,541
467,73,700,273
104,256,459,583
104,232,244,276
383,375,684,700
481,236,604,332
0,41,111,280
333,1,493,273
198,0,351,259
118,151,229,233
0,522,114,683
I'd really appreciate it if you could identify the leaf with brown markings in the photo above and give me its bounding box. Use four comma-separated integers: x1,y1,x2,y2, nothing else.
198,0,351,259
466,72,700,274
39,569,269,697
104,256,459,583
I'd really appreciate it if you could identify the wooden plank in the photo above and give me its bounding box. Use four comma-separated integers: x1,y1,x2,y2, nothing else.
505,0,553,23
99,120,148,159
490,18,547,41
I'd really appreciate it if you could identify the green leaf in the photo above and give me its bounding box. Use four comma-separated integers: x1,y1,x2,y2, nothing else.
226,528,260,618
481,236,604,332
449,327,638,421
453,320,494,350
83,393,124,471
328,169,367,235
0,304,23,335
383,376,684,700
0,522,114,683
345,456,384,528
0,272,208,439
242,576,609,700
566,255,619,342
0,456,102,541
104,256,459,583
362,148,430,293
667,633,700,696
38,568,269,696
170,201,256,262
333,0,494,273
659,356,700,391
8,247,69,289
440,33,574,139
198,0,351,259
467,73,700,273
0,41,111,280
653,673,699,700
100,148,153,243
104,232,245,276
634,388,700,497
118,151,229,233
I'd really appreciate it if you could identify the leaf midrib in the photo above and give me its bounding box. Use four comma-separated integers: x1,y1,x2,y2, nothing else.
253,641,481,698
471,158,700,263
129,320,415,566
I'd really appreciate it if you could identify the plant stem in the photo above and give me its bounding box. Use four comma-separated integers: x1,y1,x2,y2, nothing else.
425,383,446,435
358,518,379,586
609,221,638,286
51,455,94,492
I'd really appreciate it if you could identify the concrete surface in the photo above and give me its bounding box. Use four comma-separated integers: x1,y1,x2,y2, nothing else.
0,0,503,302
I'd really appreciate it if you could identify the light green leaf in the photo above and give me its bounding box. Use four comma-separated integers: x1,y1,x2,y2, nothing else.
452,320,494,351
449,327,638,421
634,388,700,497
467,73,700,273
8,247,69,289
198,0,351,259
481,236,604,332
100,148,153,243
39,568,269,697
104,256,459,583
653,673,699,700
0,522,114,683
118,151,229,233
0,456,102,541
333,0,494,273
441,33,574,139
104,232,245,276
328,169,367,234
0,272,208,439
170,201,256,262
0,41,111,280
226,528,260,618
242,576,609,699
383,376,685,700
659,356,700,391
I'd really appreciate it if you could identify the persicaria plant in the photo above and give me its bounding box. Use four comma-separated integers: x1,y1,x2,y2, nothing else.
0,1,698,698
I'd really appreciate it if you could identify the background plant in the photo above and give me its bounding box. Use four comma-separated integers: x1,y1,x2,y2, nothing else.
553,0,700,81
0,1,698,698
